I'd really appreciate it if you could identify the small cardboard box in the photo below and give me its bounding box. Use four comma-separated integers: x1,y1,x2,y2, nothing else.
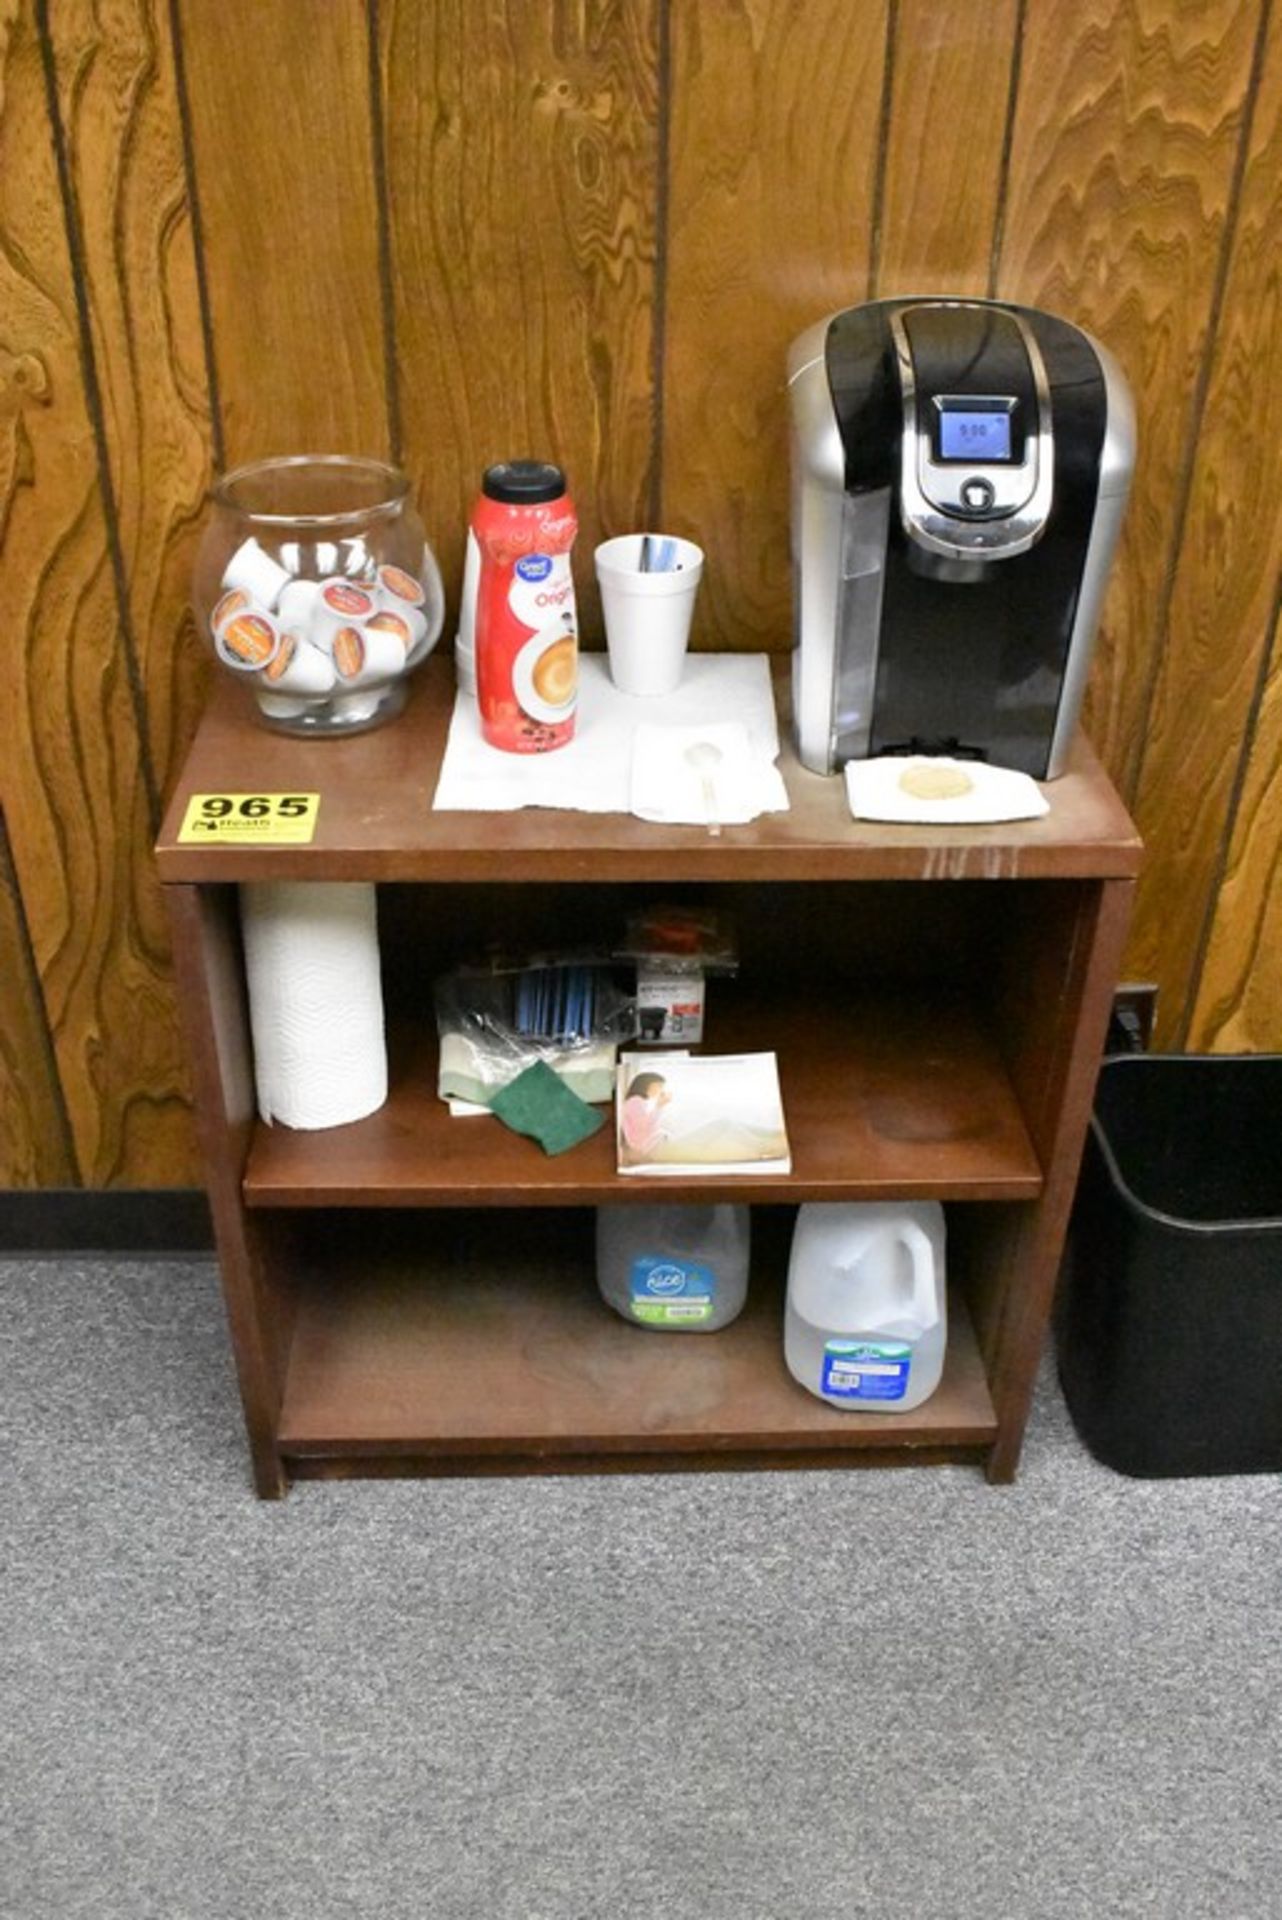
634,967,705,1045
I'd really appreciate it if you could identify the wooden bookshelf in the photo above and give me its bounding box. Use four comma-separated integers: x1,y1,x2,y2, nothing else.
157,658,1139,1496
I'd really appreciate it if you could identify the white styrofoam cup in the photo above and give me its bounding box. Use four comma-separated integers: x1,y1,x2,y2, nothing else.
595,534,704,696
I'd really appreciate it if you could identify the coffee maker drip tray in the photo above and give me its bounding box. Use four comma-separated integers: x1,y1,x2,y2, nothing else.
877,738,989,762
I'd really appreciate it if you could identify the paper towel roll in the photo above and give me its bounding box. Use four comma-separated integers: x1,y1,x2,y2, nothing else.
240,882,387,1129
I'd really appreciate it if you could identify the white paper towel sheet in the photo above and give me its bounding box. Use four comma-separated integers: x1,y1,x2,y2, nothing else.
432,652,787,815
630,719,789,825
240,882,388,1129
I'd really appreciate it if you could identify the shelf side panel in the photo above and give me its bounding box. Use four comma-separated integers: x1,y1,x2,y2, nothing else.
967,878,1134,1481
167,884,295,1496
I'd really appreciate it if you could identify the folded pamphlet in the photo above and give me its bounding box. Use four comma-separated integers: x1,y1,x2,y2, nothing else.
616,1052,790,1176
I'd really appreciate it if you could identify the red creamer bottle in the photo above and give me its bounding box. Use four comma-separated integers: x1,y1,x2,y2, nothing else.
471,461,579,753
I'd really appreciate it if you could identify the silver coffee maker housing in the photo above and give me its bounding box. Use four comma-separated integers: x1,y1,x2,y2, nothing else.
788,297,1136,778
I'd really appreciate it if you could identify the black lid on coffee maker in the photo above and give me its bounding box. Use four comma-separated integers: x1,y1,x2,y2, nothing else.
482,461,566,504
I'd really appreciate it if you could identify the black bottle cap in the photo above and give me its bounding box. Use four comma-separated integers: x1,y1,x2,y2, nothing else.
481,460,566,504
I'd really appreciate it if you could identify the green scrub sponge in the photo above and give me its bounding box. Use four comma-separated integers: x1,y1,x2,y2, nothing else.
489,1061,607,1156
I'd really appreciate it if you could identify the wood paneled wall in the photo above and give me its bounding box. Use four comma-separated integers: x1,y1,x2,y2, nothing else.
2,0,1281,1189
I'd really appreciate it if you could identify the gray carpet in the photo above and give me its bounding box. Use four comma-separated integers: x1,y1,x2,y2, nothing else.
3,1256,1280,1920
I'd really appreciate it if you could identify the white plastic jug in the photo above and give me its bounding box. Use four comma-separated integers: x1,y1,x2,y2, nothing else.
784,1201,947,1411
596,1203,750,1331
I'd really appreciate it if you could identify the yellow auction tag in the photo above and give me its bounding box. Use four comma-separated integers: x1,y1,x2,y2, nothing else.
178,793,320,845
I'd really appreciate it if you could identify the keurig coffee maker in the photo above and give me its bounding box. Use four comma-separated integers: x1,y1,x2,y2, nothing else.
788,297,1135,777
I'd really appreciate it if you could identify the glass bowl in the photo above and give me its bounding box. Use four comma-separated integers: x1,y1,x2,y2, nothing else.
192,455,445,735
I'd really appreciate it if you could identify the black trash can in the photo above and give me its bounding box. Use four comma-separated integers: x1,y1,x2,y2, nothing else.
1058,1054,1282,1478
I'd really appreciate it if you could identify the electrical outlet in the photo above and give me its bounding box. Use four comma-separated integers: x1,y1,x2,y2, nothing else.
1111,983,1159,1052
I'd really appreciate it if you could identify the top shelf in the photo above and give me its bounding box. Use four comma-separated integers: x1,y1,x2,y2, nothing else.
156,654,1142,885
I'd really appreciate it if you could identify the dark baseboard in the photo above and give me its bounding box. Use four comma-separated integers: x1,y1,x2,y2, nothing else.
0,1188,214,1255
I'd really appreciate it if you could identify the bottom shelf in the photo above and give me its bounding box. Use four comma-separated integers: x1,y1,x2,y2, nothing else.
275,1213,998,1476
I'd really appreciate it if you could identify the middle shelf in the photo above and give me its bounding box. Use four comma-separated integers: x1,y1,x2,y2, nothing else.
243,987,1043,1208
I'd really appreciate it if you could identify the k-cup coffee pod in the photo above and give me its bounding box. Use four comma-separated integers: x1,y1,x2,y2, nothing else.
221,536,292,609
333,622,406,687
261,630,336,696
376,563,425,607
216,609,281,672
366,608,416,656
314,578,377,656
319,578,376,619
211,586,252,632
330,688,383,726
257,691,310,721
374,590,430,657
332,626,366,681
276,578,322,633
404,611,431,662
361,624,410,680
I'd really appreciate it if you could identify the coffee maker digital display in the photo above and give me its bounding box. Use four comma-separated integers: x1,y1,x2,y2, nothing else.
935,404,1014,463
787,297,1136,778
